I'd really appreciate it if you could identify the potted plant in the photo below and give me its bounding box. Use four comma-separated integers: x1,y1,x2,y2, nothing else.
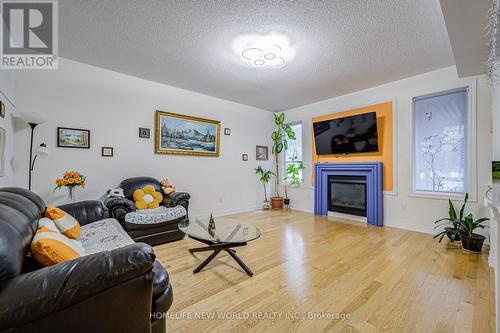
456,214,489,253
255,166,274,210
433,193,469,243
271,113,295,209
284,155,304,208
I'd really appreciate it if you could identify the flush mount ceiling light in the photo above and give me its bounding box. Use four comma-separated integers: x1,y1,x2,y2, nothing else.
232,32,295,68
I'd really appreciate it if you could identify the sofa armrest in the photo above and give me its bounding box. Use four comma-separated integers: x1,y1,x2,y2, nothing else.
167,192,190,213
0,243,155,330
58,200,105,226
105,197,136,222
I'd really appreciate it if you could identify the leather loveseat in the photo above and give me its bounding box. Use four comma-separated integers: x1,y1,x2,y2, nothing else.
105,177,191,245
0,187,172,333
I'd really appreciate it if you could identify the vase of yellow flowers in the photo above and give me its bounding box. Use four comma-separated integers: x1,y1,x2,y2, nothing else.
54,171,86,202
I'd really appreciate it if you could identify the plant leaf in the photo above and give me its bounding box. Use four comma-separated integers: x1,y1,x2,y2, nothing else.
459,192,469,220
271,131,279,141
438,232,447,243
434,218,452,224
276,142,283,153
278,113,285,124
283,140,288,150
474,218,490,225
448,199,457,220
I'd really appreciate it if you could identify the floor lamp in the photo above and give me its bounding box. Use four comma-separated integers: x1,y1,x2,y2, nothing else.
17,112,49,190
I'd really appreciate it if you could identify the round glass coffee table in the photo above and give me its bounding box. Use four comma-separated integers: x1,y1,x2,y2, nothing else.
179,217,261,276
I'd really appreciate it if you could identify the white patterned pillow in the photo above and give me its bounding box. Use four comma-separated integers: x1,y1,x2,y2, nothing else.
125,206,187,224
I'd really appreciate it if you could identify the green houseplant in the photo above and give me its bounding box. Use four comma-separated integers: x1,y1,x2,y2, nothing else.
271,113,295,209
433,193,469,243
456,214,489,253
255,166,274,210
284,155,304,207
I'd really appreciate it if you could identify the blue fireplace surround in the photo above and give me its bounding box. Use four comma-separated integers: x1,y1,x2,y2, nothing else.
314,162,383,226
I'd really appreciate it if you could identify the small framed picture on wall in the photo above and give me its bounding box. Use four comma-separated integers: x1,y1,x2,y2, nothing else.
101,147,114,157
57,127,90,149
256,145,268,161
139,128,150,138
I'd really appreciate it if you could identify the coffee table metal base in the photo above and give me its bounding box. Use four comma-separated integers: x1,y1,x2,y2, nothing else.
188,236,253,276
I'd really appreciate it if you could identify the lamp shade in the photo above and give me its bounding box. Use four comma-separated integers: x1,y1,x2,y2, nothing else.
17,111,48,125
35,143,49,156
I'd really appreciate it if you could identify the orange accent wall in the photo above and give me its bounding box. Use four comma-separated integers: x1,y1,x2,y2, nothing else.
312,102,393,191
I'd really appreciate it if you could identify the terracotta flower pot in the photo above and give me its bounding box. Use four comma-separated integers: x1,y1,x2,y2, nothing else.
271,197,284,210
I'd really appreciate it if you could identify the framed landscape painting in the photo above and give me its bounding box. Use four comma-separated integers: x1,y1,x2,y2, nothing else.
57,127,90,148
155,111,220,157
493,161,500,179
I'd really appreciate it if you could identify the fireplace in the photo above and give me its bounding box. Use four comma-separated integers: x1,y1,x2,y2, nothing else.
314,162,383,226
328,175,367,217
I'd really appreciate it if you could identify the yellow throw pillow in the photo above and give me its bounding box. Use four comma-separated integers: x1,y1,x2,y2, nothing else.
45,206,81,239
31,226,85,266
133,185,163,210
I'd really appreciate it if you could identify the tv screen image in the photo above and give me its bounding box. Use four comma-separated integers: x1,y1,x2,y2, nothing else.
313,112,379,155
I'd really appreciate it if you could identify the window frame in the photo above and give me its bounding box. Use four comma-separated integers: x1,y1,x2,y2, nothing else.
282,120,304,188
410,83,477,201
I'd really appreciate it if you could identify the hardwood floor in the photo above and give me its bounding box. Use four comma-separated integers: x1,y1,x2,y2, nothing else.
154,210,495,333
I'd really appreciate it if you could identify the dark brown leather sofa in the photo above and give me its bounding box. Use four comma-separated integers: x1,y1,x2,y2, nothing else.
105,177,190,245
0,187,172,333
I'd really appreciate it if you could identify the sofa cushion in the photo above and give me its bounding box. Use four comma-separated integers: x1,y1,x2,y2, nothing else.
45,206,81,239
31,225,85,266
79,218,134,255
124,205,187,225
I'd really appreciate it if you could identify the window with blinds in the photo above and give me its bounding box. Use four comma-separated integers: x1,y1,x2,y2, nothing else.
413,88,468,193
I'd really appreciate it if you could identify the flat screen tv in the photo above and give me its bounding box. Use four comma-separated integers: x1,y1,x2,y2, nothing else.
313,112,379,155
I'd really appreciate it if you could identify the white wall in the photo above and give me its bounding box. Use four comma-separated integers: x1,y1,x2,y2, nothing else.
14,58,274,217
494,76,500,161
0,70,16,187
282,66,492,235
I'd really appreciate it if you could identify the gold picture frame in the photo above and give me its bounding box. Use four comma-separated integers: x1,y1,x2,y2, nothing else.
155,111,221,157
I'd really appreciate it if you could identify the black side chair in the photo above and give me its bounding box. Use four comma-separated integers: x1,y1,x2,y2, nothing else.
105,176,191,245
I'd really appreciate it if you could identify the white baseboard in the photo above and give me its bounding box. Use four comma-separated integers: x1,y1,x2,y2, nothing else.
489,255,496,269
191,205,261,220
289,207,314,214
383,220,435,235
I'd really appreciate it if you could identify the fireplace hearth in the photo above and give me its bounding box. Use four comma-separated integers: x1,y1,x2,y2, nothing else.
328,175,367,217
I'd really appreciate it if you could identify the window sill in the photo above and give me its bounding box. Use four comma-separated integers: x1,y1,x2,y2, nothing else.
280,184,306,190
408,191,471,202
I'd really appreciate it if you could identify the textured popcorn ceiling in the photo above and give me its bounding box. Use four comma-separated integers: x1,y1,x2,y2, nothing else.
59,0,454,111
